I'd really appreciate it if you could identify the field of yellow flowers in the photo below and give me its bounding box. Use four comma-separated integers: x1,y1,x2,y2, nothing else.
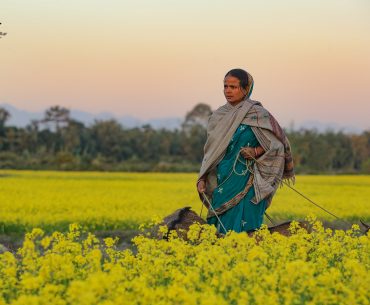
0,170,369,234
1,220,369,304
0,171,369,304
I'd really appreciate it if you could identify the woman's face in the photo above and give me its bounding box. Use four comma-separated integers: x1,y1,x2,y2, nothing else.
223,76,246,105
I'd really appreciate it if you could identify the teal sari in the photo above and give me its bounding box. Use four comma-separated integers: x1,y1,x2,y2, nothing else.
207,124,267,234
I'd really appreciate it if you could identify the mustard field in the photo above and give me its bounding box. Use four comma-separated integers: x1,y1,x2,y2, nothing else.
0,170,369,233
0,221,369,304
0,171,369,304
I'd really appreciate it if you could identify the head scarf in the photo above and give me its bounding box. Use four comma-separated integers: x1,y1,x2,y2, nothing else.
245,71,254,99
225,69,254,99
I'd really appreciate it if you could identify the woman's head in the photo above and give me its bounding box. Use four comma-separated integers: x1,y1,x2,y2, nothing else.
223,68,254,105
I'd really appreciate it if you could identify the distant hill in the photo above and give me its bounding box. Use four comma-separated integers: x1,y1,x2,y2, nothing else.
0,103,184,130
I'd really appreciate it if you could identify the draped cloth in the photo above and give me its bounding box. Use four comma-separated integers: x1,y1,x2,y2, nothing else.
197,98,295,211
206,124,268,233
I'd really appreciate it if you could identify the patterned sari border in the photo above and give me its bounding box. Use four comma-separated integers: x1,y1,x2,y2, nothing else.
207,174,254,219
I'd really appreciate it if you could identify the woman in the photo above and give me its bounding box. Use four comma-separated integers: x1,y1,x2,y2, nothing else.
197,68,294,234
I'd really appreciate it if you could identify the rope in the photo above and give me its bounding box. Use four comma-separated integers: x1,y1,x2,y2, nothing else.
264,212,276,226
201,192,227,234
200,200,204,218
198,136,370,235
199,147,359,231
247,154,355,228
198,148,255,233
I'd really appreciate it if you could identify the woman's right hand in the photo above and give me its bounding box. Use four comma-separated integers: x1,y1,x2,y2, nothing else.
197,179,206,193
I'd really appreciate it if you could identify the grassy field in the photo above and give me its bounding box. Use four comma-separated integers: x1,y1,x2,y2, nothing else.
0,170,369,234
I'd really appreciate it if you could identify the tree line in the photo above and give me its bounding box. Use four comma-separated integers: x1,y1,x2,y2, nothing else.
0,105,369,173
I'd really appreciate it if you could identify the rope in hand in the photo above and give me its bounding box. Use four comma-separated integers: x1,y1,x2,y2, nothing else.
200,147,361,232
198,148,256,233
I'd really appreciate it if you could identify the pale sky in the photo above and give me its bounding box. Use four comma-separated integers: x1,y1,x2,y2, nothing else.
1,0,369,129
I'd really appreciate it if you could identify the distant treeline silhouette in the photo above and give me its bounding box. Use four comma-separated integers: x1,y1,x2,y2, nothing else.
0,105,369,173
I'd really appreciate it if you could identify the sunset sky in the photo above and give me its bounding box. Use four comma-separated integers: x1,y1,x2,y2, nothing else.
1,0,369,130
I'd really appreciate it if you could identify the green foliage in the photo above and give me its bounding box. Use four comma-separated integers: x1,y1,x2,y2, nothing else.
0,105,369,173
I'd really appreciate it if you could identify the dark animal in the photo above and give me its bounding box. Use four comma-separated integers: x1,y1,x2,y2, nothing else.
156,207,308,240
360,220,370,232
157,207,208,240
156,207,369,241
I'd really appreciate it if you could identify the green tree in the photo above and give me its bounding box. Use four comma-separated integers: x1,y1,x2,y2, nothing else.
41,105,70,132
182,103,212,135
91,119,124,162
